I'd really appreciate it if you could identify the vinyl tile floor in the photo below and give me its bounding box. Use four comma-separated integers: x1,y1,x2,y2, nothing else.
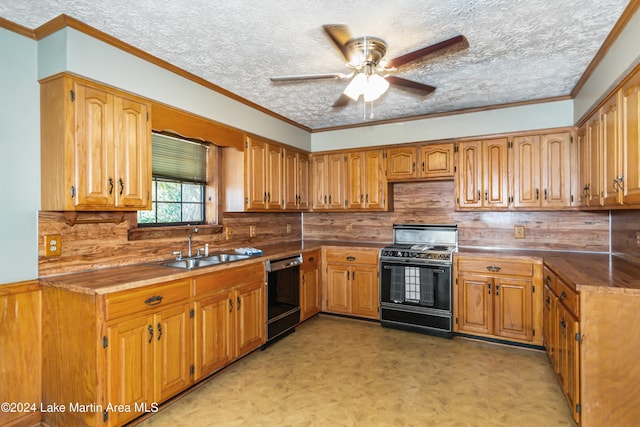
136,315,577,427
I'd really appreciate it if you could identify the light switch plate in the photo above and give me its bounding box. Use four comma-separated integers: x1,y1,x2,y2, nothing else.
514,226,525,239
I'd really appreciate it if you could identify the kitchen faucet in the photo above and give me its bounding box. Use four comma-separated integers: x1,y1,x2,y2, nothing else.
188,227,199,257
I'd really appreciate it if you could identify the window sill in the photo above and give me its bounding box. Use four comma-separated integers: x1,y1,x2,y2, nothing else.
128,224,223,241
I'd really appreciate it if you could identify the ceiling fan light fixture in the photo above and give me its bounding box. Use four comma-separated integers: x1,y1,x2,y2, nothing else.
343,72,368,101
363,73,389,102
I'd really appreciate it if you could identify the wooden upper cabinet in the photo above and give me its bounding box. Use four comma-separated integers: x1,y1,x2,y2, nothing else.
457,139,508,209
419,143,454,178
244,136,288,210
40,74,152,211
512,135,541,209
312,153,346,210
587,113,603,207
576,125,590,207
386,143,454,181
346,149,386,210
601,94,622,206
385,146,417,180
540,133,572,208
621,70,640,205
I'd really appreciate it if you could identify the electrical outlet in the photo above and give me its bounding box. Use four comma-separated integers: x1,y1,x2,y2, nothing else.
249,225,256,237
225,227,233,240
514,226,525,239
286,224,292,234
44,234,62,256
636,232,640,247
346,224,353,232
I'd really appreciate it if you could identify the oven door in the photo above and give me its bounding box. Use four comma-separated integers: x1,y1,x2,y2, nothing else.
380,261,451,311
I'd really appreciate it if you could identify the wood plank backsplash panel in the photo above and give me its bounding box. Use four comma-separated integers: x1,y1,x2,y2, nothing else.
304,181,610,252
38,212,301,276
612,210,640,263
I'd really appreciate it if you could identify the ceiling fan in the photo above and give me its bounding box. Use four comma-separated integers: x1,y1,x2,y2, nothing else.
270,24,468,108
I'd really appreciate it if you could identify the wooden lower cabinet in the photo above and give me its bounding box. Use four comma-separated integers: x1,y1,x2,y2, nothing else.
454,255,542,345
323,247,379,320
193,263,265,381
543,266,581,424
300,250,321,321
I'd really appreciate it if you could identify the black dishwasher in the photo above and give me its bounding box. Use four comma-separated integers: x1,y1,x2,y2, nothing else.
265,254,301,343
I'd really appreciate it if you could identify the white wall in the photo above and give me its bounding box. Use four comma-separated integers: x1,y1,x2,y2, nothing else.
0,28,40,284
574,7,640,122
311,99,573,151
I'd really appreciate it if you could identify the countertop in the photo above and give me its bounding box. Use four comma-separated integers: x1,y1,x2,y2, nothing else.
38,240,385,295
39,240,640,296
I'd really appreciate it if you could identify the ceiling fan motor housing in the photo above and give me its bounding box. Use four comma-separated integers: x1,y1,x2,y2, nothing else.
345,36,387,68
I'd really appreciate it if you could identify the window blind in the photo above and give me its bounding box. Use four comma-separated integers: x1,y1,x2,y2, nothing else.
151,133,207,183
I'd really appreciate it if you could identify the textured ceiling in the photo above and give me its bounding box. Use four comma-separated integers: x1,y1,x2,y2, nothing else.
0,0,630,130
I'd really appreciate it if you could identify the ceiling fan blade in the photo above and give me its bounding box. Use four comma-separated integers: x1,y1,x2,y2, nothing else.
332,93,352,108
386,76,436,95
270,73,349,82
323,24,353,61
385,35,468,69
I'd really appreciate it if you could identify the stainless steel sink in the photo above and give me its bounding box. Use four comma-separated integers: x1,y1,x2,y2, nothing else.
155,253,253,270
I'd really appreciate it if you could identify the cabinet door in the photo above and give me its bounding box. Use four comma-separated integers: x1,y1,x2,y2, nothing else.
587,113,603,206
493,277,532,342
300,267,320,321
457,274,492,334
234,280,265,357
563,310,581,424
283,149,298,210
326,265,351,313
311,155,328,209
73,82,115,208
364,150,386,209
155,304,192,402
114,94,151,209
512,135,541,208
541,133,572,208
483,138,510,208
266,143,283,209
346,151,364,209
601,95,622,206
456,141,483,208
351,265,379,319
386,146,417,180
194,291,233,380
420,143,454,178
576,125,590,207
106,315,154,426
245,138,267,210
298,153,310,209
621,70,640,205
327,153,346,209
543,284,558,372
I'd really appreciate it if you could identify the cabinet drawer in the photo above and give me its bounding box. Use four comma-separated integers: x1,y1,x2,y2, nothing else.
556,277,579,318
106,278,191,321
458,258,533,277
302,250,320,270
325,249,378,265
194,262,264,296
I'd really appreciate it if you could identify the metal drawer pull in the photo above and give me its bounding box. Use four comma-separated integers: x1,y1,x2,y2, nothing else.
346,256,356,261
144,295,163,306
560,291,567,301
545,275,551,284
486,265,501,272
148,325,154,343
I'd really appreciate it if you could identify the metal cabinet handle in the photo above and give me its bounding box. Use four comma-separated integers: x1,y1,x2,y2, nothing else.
545,275,552,285
237,296,241,310
495,284,500,296
536,188,539,200
119,178,124,195
346,256,356,261
144,295,163,306
478,190,481,200
545,296,550,306
486,265,501,272
148,325,154,343
560,291,567,301
308,257,315,262
157,323,162,341
108,178,114,195
485,191,488,201
229,298,233,313
544,188,548,200
487,283,491,294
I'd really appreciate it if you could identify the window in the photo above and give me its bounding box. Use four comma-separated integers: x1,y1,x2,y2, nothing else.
137,133,208,226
